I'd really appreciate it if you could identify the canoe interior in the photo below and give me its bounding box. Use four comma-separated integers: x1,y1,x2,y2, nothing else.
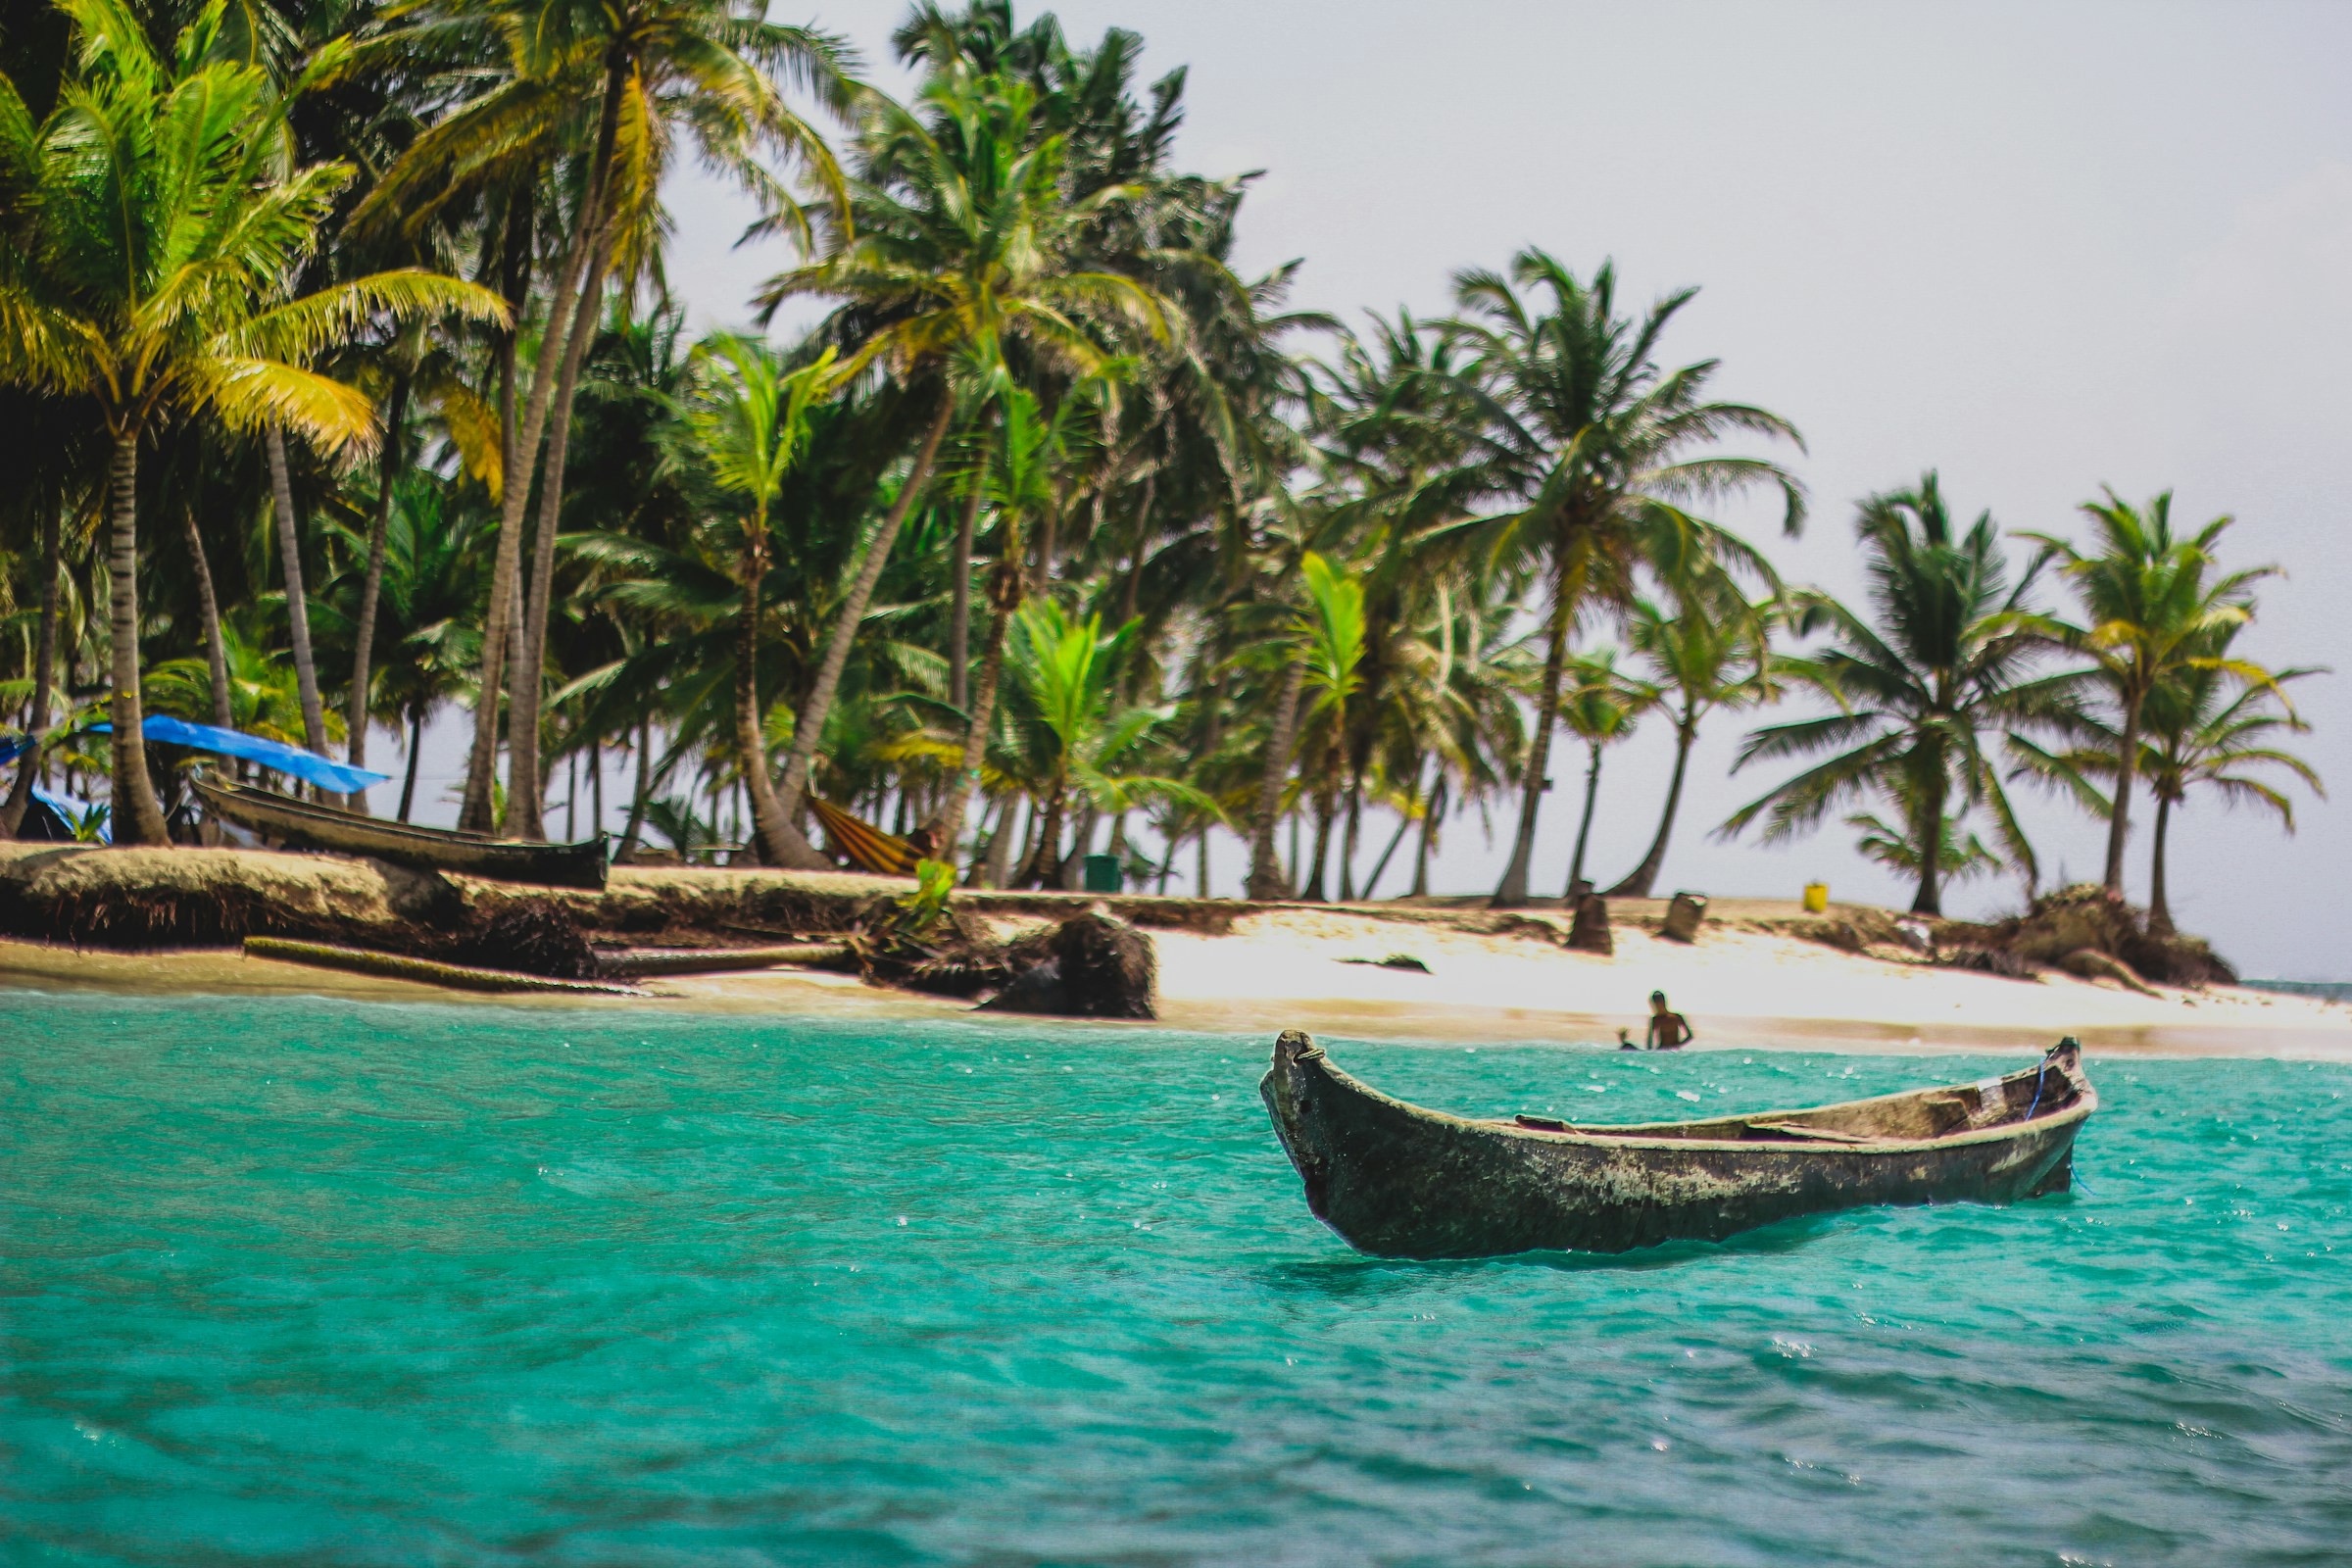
1503,1052,2087,1148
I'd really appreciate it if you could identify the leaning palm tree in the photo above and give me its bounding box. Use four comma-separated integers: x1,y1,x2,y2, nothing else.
928,374,1105,867
758,64,1166,861
1602,580,1780,899
680,333,843,865
342,477,493,822
364,0,853,837
2139,645,2323,934
2025,489,2281,895
1723,473,2075,916
1436,251,1805,906
0,0,504,842
1556,648,1659,896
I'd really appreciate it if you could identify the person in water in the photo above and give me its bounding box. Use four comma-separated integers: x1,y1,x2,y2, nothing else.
1644,991,1693,1051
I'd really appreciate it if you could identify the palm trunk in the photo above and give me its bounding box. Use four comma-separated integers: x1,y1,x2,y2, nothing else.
2147,790,2176,936
1058,804,1097,889
983,794,1019,888
948,421,988,712
1301,798,1335,902
1359,795,1416,902
460,80,622,831
346,373,411,815
179,507,234,732
1337,783,1361,901
737,533,799,866
931,588,1012,870
1410,774,1446,897
1020,788,1066,890
774,389,955,842
1120,471,1154,626
1494,547,1581,906
947,480,981,711
105,429,169,845
267,425,334,795
1910,758,1948,917
590,737,604,836
2101,696,2143,893
462,325,520,828
618,713,654,857
1565,739,1603,894
2,502,62,835
396,708,423,822
1246,654,1307,900
508,223,616,841
1603,706,1696,899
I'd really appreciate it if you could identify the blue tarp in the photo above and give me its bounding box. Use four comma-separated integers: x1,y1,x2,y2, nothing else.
89,716,391,794
0,733,22,768
31,784,108,843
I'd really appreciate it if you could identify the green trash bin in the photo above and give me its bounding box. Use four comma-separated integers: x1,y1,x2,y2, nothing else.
1082,853,1123,894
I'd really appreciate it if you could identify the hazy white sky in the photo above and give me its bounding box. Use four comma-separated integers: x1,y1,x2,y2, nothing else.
546,1,2351,977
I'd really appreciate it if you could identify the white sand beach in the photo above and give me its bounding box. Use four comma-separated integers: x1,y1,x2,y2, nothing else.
5,891,2343,1060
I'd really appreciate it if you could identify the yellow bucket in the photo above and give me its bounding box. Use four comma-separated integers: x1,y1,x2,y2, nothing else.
1802,881,1829,913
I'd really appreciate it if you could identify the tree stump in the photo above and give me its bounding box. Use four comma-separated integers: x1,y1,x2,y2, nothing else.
1663,891,1709,944
1568,894,1613,955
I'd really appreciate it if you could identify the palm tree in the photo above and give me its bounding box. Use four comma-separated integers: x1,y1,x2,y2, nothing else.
2140,646,2323,934
1723,473,2075,916
0,0,503,842
1556,648,1659,895
927,377,1088,867
1435,251,1804,906
1287,551,1366,899
1602,581,1779,898
365,0,852,837
680,333,842,865
759,64,1166,859
2025,490,2280,895
2017,624,2325,935
990,597,1209,887
323,475,491,821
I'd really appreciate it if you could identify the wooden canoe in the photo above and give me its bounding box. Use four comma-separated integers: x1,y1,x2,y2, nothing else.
1259,1030,2096,1258
195,777,609,890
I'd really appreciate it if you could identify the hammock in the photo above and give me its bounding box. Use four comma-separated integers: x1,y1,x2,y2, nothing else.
808,796,922,876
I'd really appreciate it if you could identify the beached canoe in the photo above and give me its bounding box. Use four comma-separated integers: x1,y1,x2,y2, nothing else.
195,777,609,890
1259,1030,2095,1258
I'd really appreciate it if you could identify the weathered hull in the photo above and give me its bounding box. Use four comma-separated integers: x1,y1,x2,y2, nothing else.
195,778,609,890
1260,1031,2095,1258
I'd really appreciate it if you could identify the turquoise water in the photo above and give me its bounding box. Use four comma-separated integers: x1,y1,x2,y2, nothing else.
4,996,2349,1567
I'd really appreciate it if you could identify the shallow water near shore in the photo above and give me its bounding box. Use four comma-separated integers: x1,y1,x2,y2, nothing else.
4,994,2348,1566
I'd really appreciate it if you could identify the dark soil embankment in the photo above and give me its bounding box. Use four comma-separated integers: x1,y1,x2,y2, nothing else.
0,845,1192,997
0,844,901,978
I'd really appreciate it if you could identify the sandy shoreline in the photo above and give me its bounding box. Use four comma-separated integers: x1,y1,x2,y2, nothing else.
5,898,2345,1061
